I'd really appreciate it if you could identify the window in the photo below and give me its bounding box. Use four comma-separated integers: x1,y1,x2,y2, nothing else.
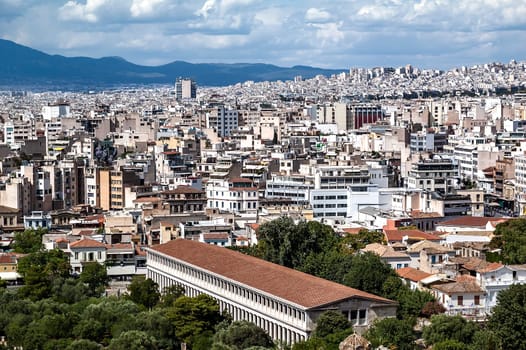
457,295,463,306
474,295,480,305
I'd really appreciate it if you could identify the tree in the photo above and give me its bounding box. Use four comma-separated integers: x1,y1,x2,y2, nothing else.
108,330,158,350
67,339,102,350
255,218,340,270
167,294,224,345
490,218,526,264
12,228,47,253
423,315,478,346
469,330,501,350
365,317,416,350
434,340,470,350
312,311,352,339
80,262,109,296
343,252,396,296
126,276,160,309
159,284,185,308
343,229,384,252
488,284,526,350
17,249,71,300
421,301,446,318
212,320,274,350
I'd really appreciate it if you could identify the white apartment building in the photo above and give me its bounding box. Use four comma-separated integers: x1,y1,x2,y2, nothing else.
42,103,70,121
207,178,259,213
406,158,458,193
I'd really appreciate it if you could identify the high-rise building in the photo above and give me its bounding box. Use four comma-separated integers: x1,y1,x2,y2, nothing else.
174,78,196,100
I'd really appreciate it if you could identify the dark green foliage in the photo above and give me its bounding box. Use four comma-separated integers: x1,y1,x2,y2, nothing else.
67,339,102,350
212,320,274,349
343,252,396,296
12,227,47,253
312,311,352,339
108,330,158,350
159,284,185,308
469,330,501,350
365,317,416,350
126,276,160,309
343,229,384,251
17,249,71,300
167,294,224,345
255,217,340,269
434,340,470,350
292,337,327,350
423,315,478,346
488,284,526,350
80,262,109,296
490,218,526,264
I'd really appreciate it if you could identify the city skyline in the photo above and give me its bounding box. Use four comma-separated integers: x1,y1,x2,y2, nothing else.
0,1,525,70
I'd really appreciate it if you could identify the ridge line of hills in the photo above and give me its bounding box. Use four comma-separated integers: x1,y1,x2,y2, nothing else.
0,39,344,88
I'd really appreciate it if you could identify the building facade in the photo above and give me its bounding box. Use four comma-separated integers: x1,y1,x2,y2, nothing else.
147,239,397,344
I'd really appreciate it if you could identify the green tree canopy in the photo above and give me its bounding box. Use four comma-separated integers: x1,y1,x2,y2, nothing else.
343,252,396,296
255,217,340,269
12,227,47,253
80,262,109,296
488,284,526,350
364,317,416,350
490,218,526,264
312,310,353,339
212,320,274,350
167,294,224,345
17,249,71,300
423,315,478,346
108,330,158,350
126,276,160,309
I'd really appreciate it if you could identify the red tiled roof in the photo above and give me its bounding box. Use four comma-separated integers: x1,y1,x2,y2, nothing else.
70,238,106,248
150,239,395,309
396,267,432,282
384,229,440,242
203,233,229,240
438,217,509,228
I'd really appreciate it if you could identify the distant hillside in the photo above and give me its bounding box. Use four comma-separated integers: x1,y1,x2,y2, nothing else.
0,39,344,88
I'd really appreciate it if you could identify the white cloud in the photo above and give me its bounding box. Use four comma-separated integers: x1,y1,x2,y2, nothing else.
59,0,108,22
305,8,331,22
311,21,344,44
130,0,165,18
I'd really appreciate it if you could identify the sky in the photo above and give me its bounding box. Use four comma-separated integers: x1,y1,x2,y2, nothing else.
1,0,525,70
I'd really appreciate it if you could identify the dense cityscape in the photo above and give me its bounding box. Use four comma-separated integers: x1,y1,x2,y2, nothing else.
0,56,525,349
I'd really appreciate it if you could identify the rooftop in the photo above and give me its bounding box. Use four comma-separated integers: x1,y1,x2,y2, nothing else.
149,239,395,309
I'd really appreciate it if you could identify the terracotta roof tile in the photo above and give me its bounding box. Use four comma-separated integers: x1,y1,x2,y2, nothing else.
70,238,106,248
384,229,440,242
396,267,432,282
438,217,509,228
433,280,483,294
150,239,395,309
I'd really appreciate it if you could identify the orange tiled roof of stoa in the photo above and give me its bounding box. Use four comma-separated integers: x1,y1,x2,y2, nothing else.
150,239,396,309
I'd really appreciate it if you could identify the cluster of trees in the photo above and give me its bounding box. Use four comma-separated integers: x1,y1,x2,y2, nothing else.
0,251,276,350
252,218,438,321
252,217,526,349
4,220,526,349
490,218,526,264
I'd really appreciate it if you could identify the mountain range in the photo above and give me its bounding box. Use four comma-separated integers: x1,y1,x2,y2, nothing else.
0,39,344,89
